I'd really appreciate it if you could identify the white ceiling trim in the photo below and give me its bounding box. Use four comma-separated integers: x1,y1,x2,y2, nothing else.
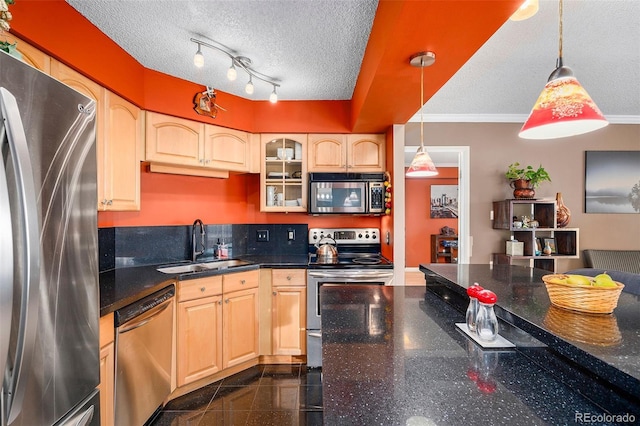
407,114,640,124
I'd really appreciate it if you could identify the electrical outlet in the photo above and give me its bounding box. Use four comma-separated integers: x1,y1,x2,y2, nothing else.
256,230,269,242
287,229,295,241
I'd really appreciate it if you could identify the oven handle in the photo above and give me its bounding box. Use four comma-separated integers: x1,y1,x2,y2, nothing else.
308,271,394,280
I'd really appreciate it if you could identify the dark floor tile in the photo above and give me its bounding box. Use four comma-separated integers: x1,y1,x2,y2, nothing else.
299,385,323,411
208,384,259,411
261,364,301,381
301,368,323,386
246,410,299,426
252,383,299,411
163,382,220,411
219,365,264,387
151,410,205,426
198,409,250,426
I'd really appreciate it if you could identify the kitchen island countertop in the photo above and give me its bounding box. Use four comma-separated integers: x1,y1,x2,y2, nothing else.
320,284,640,425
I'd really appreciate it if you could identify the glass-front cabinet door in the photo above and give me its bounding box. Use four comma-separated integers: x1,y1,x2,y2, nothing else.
261,135,307,212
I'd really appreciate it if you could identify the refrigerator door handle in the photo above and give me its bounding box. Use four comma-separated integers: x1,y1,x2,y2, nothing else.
0,87,41,425
0,104,14,410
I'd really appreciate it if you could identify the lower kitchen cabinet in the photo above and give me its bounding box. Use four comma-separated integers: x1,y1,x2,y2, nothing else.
177,276,223,387
223,270,260,368
176,270,260,388
98,313,115,426
271,269,306,356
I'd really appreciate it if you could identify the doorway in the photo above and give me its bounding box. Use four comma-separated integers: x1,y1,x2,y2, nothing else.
392,125,470,285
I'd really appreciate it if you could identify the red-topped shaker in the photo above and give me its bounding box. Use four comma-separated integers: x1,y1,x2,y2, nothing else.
475,289,499,341
465,283,484,332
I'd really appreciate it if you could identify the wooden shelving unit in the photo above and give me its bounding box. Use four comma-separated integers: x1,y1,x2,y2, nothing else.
492,199,579,273
431,234,458,263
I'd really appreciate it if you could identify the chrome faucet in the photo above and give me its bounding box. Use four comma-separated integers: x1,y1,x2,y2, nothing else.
192,219,206,262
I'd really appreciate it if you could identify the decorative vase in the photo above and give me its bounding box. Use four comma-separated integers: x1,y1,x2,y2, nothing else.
556,192,571,227
510,179,535,199
543,241,552,256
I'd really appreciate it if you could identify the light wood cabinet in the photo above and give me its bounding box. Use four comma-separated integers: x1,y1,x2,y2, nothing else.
203,126,251,172
271,269,306,356
98,313,115,426
101,91,142,210
307,133,385,172
260,134,307,212
145,111,203,167
176,270,259,387
222,270,260,368
145,112,253,177
177,276,223,387
1,34,51,73
51,61,141,210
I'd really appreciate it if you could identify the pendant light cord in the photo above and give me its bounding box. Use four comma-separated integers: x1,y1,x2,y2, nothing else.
557,0,564,67
420,59,424,150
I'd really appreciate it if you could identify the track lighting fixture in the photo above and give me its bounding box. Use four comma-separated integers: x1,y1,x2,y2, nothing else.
245,76,254,95
227,60,237,81
191,37,280,102
193,43,204,68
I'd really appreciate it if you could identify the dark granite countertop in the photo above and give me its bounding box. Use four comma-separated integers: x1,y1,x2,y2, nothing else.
320,284,640,425
419,263,640,402
100,255,308,316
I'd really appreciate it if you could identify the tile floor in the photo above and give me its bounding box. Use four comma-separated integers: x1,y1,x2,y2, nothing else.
150,364,323,426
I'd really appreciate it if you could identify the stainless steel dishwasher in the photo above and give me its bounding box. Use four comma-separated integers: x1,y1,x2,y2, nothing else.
114,285,175,426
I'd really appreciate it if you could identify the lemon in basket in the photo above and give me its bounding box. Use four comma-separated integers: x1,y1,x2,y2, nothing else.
566,275,592,286
593,273,617,287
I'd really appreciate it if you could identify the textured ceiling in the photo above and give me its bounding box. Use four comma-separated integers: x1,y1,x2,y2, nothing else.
67,0,378,102
66,0,639,123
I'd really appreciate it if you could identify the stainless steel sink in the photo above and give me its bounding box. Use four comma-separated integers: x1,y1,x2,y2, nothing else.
157,259,252,274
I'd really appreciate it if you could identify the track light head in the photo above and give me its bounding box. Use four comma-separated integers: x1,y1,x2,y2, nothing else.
194,44,204,68
269,86,278,103
245,77,254,95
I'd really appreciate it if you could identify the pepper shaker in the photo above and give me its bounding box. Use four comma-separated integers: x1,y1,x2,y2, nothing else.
475,289,499,342
465,283,483,332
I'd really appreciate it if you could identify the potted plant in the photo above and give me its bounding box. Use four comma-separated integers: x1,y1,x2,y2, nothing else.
505,162,551,198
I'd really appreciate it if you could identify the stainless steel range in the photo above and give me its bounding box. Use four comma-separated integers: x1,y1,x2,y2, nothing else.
306,228,393,368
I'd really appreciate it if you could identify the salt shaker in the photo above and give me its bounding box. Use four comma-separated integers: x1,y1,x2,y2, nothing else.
475,289,499,342
465,283,483,332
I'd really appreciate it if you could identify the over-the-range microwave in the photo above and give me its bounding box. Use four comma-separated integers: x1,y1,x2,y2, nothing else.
308,172,386,215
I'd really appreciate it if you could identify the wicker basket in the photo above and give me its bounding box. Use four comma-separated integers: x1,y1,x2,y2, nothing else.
543,305,622,346
542,274,624,314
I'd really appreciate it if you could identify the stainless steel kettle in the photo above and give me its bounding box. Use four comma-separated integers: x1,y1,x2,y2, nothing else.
315,236,338,263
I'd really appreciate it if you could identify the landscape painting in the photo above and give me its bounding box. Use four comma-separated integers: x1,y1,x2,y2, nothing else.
585,151,640,214
430,185,459,218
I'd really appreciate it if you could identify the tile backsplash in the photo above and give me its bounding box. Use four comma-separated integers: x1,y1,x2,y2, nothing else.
99,223,308,272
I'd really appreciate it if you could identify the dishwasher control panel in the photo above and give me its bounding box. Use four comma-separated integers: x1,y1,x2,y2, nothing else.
115,284,175,327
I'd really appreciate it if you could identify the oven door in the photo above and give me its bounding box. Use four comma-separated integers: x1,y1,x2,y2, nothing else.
306,270,394,330
309,181,367,214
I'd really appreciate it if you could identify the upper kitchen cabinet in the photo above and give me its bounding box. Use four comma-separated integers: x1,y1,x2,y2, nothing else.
145,112,258,177
145,111,203,167
203,125,252,172
261,134,307,212
307,133,385,172
102,91,142,211
51,60,141,211
2,34,51,73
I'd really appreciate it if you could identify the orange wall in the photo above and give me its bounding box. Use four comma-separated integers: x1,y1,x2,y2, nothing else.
98,169,382,229
405,167,458,267
11,1,387,230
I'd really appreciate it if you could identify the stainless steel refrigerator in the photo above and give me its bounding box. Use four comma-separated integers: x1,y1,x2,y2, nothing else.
1,51,100,425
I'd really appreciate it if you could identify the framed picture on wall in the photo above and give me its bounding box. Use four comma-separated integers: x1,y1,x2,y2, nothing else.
430,185,458,218
585,151,640,214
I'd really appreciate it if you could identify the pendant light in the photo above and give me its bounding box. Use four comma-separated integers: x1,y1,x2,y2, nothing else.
406,52,438,177
509,0,539,22
519,0,608,139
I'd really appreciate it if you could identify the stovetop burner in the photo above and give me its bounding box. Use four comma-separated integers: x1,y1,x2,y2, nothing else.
352,257,382,265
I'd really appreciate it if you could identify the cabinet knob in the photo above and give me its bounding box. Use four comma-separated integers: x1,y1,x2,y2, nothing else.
225,299,229,304
200,287,206,292
240,279,246,285
218,300,222,305
272,291,277,296
286,275,292,281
